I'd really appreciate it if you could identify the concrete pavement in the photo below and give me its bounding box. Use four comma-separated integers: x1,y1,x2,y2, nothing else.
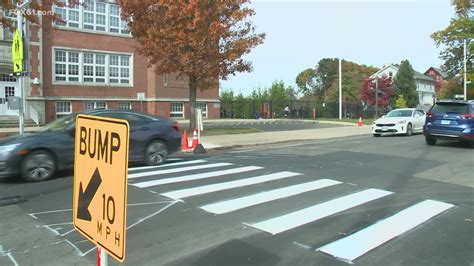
184,124,371,151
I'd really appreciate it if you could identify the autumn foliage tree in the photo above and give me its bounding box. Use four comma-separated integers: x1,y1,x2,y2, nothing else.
118,1,265,129
360,75,395,111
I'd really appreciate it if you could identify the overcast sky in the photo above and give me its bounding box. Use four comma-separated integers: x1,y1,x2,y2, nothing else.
219,0,454,96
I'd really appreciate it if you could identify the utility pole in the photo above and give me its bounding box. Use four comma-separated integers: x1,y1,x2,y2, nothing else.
338,58,342,120
15,0,32,135
464,39,467,100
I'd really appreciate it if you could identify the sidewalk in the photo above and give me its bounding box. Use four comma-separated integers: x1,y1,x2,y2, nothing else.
185,124,371,151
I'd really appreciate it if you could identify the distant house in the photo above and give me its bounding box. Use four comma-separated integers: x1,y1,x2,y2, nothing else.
425,67,449,93
370,64,436,107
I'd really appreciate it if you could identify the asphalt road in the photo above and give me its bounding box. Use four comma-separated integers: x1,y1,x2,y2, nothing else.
0,135,473,266
179,120,340,132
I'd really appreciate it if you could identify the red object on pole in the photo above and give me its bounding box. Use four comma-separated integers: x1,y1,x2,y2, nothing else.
181,129,189,150
191,129,199,148
97,247,101,266
358,117,363,127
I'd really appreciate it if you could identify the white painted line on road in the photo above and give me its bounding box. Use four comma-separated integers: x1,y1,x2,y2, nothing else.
28,208,72,219
246,188,393,235
7,252,18,266
293,241,312,250
161,171,303,199
128,162,232,179
201,179,342,214
128,159,207,172
230,136,371,153
133,166,263,188
127,200,180,229
317,199,454,263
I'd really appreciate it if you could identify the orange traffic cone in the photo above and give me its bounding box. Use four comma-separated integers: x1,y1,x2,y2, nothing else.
358,117,363,127
181,129,190,150
191,129,199,148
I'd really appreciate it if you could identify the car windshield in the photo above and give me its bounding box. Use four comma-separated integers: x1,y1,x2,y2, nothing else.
386,110,413,117
38,115,75,132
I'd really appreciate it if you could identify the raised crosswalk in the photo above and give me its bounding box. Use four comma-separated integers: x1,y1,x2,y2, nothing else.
127,158,456,263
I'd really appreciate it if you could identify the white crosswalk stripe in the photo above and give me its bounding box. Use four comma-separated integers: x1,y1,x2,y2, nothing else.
126,159,456,262
200,179,342,214
132,166,263,188
128,159,207,172
128,162,232,179
317,199,454,263
246,188,393,235
161,171,303,200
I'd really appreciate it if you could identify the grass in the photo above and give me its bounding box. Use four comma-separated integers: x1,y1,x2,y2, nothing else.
181,127,262,136
316,118,374,125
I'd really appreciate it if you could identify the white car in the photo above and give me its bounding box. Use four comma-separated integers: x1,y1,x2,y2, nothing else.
371,108,426,137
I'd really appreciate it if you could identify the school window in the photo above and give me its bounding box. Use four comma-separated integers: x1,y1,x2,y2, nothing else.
118,101,132,110
170,102,184,118
54,0,130,35
84,101,106,110
54,49,132,85
56,101,71,118
196,102,208,118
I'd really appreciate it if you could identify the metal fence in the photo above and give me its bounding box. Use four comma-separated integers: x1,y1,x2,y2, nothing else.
220,99,379,119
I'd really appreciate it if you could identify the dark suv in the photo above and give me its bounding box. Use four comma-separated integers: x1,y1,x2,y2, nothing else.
423,100,474,145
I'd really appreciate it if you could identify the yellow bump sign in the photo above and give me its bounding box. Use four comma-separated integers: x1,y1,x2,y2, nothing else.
73,114,129,262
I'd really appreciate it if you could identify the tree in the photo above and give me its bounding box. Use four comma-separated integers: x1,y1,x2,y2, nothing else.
395,95,407,108
295,68,317,95
431,0,473,78
118,1,265,130
360,75,394,110
393,60,419,107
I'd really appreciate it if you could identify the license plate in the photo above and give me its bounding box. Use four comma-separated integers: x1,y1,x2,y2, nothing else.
382,127,388,131
441,120,450,125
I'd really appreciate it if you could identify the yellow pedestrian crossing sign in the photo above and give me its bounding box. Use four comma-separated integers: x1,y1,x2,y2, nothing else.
12,29,24,73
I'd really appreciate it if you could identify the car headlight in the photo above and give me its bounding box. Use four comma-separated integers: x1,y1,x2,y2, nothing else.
397,120,407,124
0,144,21,154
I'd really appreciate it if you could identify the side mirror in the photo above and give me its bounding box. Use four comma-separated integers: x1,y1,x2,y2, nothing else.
381,115,386,118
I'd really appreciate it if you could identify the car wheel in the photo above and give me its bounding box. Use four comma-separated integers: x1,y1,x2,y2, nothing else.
144,140,168,166
20,150,56,182
405,123,413,136
425,136,437,146
373,134,381,137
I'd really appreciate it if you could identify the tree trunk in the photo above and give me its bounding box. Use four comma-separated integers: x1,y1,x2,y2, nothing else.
189,76,197,131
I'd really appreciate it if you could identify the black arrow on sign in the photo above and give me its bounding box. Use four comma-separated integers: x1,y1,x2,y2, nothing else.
77,168,102,221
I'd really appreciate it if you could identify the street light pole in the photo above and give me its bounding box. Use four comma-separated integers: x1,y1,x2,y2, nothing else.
464,39,467,100
15,0,32,135
338,58,342,120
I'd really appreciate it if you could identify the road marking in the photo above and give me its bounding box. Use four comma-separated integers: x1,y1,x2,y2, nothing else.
128,159,206,172
132,166,263,188
230,136,371,153
128,162,233,179
317,199,454,263
246,188,393,235
201,179,342,214
126,200,179,229
161,171,303,199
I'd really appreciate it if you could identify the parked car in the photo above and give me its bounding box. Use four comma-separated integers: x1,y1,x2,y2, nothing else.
371,108,426,137
0,109,181,182
423,100,474,146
